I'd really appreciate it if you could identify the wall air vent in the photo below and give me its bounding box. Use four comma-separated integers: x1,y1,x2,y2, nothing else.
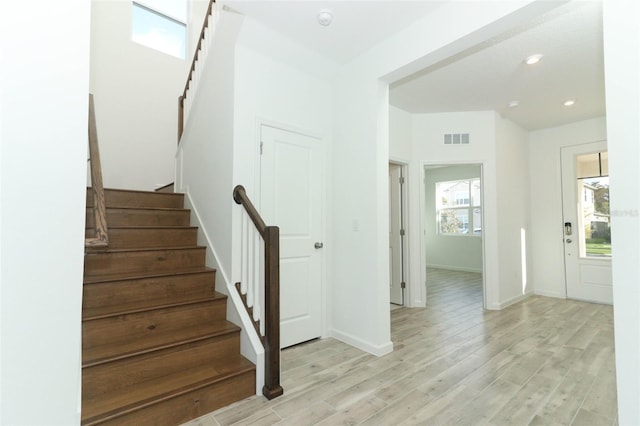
443,133,470,145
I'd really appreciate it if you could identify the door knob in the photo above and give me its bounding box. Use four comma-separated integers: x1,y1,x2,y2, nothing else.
314,242,324,249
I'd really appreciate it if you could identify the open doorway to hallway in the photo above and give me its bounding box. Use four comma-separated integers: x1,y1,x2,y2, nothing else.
424,164,485,310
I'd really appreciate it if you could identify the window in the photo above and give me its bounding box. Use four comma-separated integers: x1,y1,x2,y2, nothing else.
436,179,481,235
132,1,187,59
576,151,611,257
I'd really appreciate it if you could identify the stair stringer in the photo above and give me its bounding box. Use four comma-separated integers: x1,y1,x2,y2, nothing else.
182,189,265,396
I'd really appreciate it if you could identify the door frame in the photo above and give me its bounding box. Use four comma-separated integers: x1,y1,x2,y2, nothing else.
389,160,409,306
256,119,328,340
560,140,612,304
419,160,487,309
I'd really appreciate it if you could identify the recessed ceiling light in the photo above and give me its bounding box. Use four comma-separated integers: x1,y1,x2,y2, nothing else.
563,100,576,107
524,54,543,65
317,9,332,27
508,100,520,108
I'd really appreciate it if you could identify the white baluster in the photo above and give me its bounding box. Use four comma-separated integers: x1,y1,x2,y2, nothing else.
252,230,261,323
258,238,266,336
194,62,200,95
202,31,207,60
240,213,248,294
247,226,255,308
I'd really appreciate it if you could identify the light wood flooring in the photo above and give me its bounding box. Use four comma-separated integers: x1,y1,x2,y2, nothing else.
183,268,617,425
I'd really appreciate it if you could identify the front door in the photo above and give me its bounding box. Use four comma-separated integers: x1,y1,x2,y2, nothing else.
561,141,612,304
260,125,323,348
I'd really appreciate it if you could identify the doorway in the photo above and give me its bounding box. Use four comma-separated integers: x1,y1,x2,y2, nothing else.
424,164,485,308
561,141,612,304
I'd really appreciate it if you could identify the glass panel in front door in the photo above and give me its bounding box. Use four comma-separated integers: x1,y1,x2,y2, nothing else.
576,151,611,258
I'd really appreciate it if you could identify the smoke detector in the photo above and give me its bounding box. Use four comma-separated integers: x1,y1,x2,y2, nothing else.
317,10,333,27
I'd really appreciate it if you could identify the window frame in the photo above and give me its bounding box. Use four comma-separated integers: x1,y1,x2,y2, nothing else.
131,0,187,60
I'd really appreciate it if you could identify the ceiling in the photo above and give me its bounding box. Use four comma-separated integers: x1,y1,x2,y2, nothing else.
390,1,606,131
224,1,606,131
224,1,446,64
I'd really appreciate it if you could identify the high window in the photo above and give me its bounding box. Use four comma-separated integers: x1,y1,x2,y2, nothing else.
132,0,187,59
436,179,481,236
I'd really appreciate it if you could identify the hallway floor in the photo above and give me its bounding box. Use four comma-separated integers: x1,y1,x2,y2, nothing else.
183,269,617,425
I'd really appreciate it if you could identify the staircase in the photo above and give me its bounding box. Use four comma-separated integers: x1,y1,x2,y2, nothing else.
82,188,255,425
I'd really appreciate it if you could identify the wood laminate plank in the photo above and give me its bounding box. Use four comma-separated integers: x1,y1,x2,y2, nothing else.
180,269,617,426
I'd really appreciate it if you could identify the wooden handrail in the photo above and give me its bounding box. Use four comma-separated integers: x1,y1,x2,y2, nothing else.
178,0,216,141
233,185,283,400
85,94,109,249
233,185,267,237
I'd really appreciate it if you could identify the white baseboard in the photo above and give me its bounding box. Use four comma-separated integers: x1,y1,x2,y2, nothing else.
328,328,393,357
489,292,533,310
533,289,567,299
426,264,483,274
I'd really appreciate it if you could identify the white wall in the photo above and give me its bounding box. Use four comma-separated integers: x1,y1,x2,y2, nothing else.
176,7,253,364
331,72,392,354
330,0,552,353
389,105,412,161
178,9,241,288
495,114,532,304
90,0,186,190
528,117,607,299
0,0,90,423
602,0,640,423
232,18,334,206
424,165,483,273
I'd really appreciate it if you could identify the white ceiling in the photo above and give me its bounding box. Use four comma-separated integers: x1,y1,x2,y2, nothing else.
390,1,606,131
224,0,446,64
224,1,606,131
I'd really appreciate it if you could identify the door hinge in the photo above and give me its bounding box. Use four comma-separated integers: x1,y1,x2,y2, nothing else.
399,176,405,184
401,281,406,289
260,141,263,155
400,229,405,236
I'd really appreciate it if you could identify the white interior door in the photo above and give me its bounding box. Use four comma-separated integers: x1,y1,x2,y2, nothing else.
260,125,323,348
389,164,404,305
561,141,612,304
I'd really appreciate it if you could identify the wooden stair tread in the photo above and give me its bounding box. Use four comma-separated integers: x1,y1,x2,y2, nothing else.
83,267,216,284
99,187,179,195
85,245,203,254
83,294,225,321
86,226,197,230
91,187,182,195
82,356,255,424
88,206,190,212
87,187,185,209
83,267,214,284
83,320,240,367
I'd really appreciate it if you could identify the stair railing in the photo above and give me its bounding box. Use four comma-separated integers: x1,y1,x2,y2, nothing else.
233,185,283,400
178,0,218,141
86,94,109,249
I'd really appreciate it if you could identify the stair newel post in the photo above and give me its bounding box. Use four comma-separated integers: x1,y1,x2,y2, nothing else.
263,225,283,399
